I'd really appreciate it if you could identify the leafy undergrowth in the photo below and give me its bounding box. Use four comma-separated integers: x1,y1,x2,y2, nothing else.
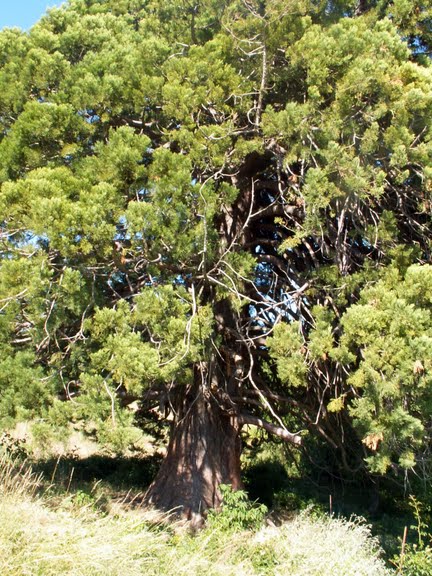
0,457,393,576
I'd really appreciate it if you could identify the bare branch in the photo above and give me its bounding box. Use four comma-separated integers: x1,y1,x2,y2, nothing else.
238,413,302,445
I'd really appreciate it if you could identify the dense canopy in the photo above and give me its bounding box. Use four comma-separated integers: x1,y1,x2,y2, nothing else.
1,0,432,516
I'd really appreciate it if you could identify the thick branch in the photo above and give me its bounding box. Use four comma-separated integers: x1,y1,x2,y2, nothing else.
251,203,299,220
238,413,302,445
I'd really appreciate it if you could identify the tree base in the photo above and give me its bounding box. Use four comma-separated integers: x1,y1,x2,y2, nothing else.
144,390,242,522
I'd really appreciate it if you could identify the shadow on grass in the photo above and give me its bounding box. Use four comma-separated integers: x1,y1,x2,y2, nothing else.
244,458,414,558
32,452,163,495
31,450,415,558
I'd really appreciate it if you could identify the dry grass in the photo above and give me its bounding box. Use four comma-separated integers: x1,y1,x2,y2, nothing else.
0,457,393,576
0,454,42,498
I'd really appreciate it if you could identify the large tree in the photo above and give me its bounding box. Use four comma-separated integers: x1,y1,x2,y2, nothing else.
1,0,432,518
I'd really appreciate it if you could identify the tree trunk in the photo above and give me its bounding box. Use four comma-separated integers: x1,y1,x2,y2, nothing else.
144,378,242,523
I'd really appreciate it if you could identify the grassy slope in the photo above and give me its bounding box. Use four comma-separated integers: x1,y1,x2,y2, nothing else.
0,457,392,576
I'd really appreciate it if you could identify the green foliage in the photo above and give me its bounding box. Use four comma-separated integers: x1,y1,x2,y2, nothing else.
268,323,307,388
271,260,432,477
206,484,267,532
393,497,432,576
0,351,54,427
401,549,432,576
338,265,432,473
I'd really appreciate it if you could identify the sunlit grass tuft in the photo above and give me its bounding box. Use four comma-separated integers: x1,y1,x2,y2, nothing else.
0,454,42,498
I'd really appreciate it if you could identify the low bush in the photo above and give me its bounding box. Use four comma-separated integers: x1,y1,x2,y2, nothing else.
206,484,268,532
399,546,432,576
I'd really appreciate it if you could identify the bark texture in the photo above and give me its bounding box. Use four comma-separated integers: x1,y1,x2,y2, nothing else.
144,384,242,521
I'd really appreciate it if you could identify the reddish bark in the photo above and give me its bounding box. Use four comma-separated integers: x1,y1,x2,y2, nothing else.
144,386,242,521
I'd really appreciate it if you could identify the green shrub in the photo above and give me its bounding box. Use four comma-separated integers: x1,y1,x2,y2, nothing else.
206,484,268,532
401,547,432,576
393,496,432,576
